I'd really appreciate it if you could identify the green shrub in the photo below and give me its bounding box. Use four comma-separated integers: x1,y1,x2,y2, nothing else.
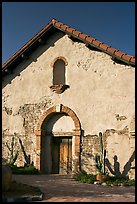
75,171,135,186
75,171,96,184
106,176,135,186
8,164,40,175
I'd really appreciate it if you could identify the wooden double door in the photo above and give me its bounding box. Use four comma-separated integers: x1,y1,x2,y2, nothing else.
51,136,72,174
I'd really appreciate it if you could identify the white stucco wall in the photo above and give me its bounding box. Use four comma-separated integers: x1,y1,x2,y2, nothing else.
2,31,135,177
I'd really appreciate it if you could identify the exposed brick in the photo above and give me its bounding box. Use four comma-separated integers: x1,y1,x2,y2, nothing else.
51,56,68,67
73,129,81,136
75,121,81,129
69,109,76,117
35,130,41,136
75,145,80,154
36,137,40,150
46,107,55,115
62,106,70,114
75,137,80,145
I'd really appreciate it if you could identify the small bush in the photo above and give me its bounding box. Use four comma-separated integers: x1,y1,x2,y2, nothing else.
75,171,96,184
8,164,40,175
106,176,135,186
75,171,135,186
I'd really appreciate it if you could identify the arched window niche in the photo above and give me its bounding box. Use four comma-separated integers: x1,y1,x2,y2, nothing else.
50,57,70,94
53,59,65,85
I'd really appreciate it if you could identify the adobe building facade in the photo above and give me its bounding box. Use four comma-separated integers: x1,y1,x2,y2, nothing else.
2,19,135,178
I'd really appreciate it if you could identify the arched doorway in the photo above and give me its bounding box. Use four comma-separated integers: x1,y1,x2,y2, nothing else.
35,104,81,175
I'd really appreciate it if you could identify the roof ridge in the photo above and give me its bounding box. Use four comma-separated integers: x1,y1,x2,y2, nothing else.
52,19,135,64
2,18,135,70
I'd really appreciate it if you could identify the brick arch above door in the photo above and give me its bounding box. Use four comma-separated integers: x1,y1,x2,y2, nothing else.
35,104,81,136
35,104,82,174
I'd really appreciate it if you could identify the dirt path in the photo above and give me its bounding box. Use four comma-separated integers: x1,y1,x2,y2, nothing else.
12,174,135,202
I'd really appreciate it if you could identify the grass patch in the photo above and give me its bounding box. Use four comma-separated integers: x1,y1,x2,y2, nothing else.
74,171,135,186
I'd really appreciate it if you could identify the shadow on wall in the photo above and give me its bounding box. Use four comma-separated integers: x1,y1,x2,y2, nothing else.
105,151,135,178
19,138,34,166
3,135,34,166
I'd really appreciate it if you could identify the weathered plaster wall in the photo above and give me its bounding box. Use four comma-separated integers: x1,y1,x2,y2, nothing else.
105,130,135,179
2,31,135,177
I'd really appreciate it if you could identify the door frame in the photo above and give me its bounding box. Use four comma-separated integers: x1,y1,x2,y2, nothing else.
35,104,82,175
52,136,72,174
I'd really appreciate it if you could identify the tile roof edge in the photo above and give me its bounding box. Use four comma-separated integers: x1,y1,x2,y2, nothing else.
2,18,135,70
54,20,135,66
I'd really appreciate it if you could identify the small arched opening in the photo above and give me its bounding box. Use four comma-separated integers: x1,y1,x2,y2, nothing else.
53,59,66,85
50,57,69,94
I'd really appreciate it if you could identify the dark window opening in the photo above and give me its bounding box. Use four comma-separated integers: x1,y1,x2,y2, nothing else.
53,59,65,85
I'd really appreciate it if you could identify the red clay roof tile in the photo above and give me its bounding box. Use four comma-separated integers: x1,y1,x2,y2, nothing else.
92,39,102,47
99,43,109,51
86,36,95,44
130,57,135,63
72,30,81,37
122,54,132,62
60,24,68,31
106,47,117,55
66,26,75,33
114,50,125,58
54,21,63,28
79,33,88,40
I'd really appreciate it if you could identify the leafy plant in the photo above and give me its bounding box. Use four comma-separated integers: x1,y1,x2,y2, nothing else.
105,176,135,186
10,164,40,175
75,172,135,186
95,132,107,175
75,171,96,184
